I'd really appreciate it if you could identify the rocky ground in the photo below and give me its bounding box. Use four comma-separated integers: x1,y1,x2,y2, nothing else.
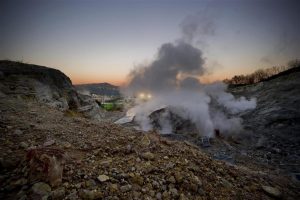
229,67,300,176
0,61,299,199
149,67,300,184
0,93,299,200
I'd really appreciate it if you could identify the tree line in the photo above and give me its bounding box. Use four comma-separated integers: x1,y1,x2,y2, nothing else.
224,59,300,85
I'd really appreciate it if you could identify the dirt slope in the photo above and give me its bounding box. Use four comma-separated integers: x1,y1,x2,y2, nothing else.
0,94,299,199
229,67,300,174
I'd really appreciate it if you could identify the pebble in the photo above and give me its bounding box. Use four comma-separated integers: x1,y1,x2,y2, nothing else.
192,175,202,187
97,174,110,182
99,159,112,167
51,187,65,199
162,191,170,199
126,144,132,153
156,192,162,200
109,184,119,193
221,179,232,189
174,171,183,183
169,188,178,197
85,179,96,188
141,152,155,160
131,174,144,185
179,193,189,200
120,184,132,193
262,185,282,198
167,176,176,184
66,191,78,199
13,178,27,186
140,135,151,147
14,129,23,136
79,189,103,200
19,142,28,149
31,182,51,196
64,142,72,149
75,182,82,189
152,180,159,189
132,191,141,199
43,139,55,147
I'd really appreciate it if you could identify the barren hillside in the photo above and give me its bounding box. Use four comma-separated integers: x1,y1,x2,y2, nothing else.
0,61,299,199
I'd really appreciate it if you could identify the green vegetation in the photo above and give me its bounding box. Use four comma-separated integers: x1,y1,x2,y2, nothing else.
101,102,123,111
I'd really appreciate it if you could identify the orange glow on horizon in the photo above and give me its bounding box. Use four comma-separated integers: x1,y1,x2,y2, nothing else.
71,73,232,87
200,74,228,84
68,65,248,87
72,78,124,86
71,76,126,86
67,69,128,86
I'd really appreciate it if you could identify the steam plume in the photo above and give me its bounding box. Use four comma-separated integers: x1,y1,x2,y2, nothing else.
180,11,216,43
126,42,205,94
122,14,256,137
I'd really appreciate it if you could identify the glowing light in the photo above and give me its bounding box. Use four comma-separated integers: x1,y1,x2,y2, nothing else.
138,92,152,100
139,93,145,99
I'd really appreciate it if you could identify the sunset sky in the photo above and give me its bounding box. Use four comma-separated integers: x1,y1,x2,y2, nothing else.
1,0,299,85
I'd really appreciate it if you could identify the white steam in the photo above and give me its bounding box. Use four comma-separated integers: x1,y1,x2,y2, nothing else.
125,82,256,137
122,14,256,137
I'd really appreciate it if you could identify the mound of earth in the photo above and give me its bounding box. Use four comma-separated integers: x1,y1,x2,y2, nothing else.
0,60,103,120
0,62,299,199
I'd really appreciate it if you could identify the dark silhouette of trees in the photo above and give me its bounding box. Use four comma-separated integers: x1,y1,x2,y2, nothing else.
287,59,300,69
224,59,300,85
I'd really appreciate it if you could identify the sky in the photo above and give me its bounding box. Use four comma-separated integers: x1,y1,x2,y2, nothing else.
0,0,299,85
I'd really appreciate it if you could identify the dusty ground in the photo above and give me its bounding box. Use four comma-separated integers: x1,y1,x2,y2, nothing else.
0,96,299,200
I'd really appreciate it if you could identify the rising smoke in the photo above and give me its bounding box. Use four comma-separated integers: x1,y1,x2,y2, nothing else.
180,11,216,44
122,13,256,137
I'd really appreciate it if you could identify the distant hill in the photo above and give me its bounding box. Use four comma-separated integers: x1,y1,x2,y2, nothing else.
75,82,120,96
